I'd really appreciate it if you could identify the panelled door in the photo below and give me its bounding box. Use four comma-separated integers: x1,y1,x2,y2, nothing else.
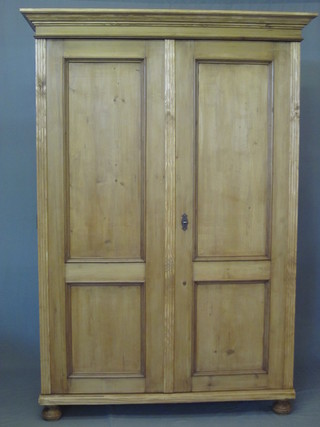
174,41,292,392
46,39,165,394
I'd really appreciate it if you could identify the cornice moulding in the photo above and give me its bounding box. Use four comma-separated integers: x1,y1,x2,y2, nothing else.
20,9,317,40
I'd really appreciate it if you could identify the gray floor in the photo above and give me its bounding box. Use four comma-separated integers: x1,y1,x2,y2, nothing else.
1,358,319,427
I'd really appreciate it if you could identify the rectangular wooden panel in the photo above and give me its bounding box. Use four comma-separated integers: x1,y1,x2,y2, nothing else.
68,377,145,394
192,373,268,392
67,283,144,377
67,60,145,260
65,263,145,283
193,260,270,281
194,281,269,375
196,61,272,259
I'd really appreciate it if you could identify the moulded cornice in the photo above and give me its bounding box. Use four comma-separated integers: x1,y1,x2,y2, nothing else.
20,8,317,41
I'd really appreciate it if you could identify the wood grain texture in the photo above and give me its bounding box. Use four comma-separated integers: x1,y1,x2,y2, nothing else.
192,373,268,391
63,40,147,59
45,39,166,395
193,261,271,281
46,40,68,393
67,60,145,260
65,263,145,283
36,38,51,395
67,377,145,394
194,282,268,374
174,40,295,394
283,42,300,389
174,40,194,392
38,389,296,405
164,39,175,394
21,9,316,40
267,43,291,389
67,283,144,377
196,61,272,259
143,40,166,392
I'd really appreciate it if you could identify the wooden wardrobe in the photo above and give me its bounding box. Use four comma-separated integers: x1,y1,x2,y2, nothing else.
21,8,316,420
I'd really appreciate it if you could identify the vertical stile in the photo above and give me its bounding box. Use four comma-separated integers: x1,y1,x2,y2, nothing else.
284,42,300,388
36,38,51,393
164,39,176,393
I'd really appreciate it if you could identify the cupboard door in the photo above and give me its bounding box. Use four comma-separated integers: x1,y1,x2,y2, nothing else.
175,41,292,392
46,40,165,393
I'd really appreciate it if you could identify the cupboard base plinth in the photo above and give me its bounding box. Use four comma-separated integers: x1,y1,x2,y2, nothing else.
39,389,295,406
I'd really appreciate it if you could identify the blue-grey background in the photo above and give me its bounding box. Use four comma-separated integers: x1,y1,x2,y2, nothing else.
0,0,319,425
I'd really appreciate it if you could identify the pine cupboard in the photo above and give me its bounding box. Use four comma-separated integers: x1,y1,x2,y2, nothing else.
21,8,316,421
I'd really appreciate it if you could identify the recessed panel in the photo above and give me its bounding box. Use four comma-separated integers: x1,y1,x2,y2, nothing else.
67,61,144,260
196,62,272,258
68,283,144,376
194,281,268,374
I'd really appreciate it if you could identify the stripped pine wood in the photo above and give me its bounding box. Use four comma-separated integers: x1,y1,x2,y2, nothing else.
193,261,271,281
195,61,271,259
174,39,295,393
164,39,176,393
21,9,316,40
174,40,195,392
68,284,144,376
67,60,144,260
46,40,69,393
283,42,300,389
21,8,315,418
45,38,166,395
266,43,291,390
38,388,296,406
144,41,166,392
194,282,267,374
65,263,145,283
36,38,51,395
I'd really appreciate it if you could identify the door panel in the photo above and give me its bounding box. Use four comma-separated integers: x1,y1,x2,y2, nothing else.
175,41,291,392
194,281,269,374
47,39,165,393
196,62,272,259
68,283,144,376
67,61,145,260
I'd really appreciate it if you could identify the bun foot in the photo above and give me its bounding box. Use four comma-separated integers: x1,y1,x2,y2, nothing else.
272,400,292,415
41,405,62,421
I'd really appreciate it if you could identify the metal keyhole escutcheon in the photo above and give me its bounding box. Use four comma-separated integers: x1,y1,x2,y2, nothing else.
181,213,188,231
